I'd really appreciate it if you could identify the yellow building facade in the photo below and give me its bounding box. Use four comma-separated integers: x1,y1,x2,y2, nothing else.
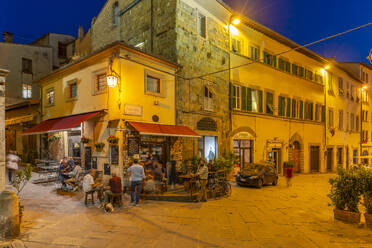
24,42,200,180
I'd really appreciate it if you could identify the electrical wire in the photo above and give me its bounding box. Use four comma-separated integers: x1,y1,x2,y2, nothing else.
187,22,372,80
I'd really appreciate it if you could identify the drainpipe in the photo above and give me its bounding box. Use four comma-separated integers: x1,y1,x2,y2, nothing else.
323,78,327,172
150,0,153,53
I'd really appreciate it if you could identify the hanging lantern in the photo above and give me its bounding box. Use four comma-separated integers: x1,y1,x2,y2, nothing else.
106,75,118,88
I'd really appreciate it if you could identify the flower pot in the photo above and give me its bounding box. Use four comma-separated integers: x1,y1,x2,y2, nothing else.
95,147,104,152
365,213,372,228
333,209,360,224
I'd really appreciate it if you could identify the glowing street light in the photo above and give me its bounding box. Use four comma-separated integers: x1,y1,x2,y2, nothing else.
324,65,330,69
232,18,240,25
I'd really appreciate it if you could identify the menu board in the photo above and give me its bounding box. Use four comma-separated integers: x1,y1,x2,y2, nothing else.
92,157,97,169
111,145,119,164
84,146,92,170
104,163,111,175
128,137,139,157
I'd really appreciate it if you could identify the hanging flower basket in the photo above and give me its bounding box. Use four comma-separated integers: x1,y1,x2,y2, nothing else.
81,136,90,144
94,142,105,152
107,136,119,145
47,134,61,142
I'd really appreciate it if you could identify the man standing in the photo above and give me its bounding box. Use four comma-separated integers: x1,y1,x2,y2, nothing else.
127,155,145,206
103,172,122,203
197,159,208,202
83,169,103,201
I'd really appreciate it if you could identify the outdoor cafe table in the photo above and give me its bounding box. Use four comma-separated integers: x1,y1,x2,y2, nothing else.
178,174,198,197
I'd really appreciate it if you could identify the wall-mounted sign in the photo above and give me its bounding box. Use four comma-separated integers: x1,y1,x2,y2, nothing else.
124,104,142,116
111,145,119,164
233,132,254,139
197,117,217,131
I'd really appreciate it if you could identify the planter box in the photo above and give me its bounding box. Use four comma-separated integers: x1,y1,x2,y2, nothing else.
334,209,360,224
365,213,372,228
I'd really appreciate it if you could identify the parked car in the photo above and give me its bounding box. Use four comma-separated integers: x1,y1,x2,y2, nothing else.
236,162,278,188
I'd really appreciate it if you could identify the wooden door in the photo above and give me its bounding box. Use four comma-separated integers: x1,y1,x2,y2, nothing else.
310,146,320,172
327,148,333,172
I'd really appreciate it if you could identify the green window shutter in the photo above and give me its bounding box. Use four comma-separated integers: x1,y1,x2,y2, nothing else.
310,103,313,120
247,88,252,111
241,86,247,111
286,62,291,73
299,101,303,119
315,104,319,121
266,92,273,114
278,59,283,70
229,83,233,110
272,56,277,67
292,99,297,118
263,51,267,64
278,96,284,116
321,105,326,122
286,98,291,117
258,90,263,113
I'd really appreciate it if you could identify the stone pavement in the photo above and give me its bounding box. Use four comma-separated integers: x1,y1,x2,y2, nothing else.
3,173,372,248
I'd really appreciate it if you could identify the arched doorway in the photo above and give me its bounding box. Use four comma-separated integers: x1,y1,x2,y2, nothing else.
290,141,301,173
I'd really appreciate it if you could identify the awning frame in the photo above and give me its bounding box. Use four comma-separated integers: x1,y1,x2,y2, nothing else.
127,121,200,138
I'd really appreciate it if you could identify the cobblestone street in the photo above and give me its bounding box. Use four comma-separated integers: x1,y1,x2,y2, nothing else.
9,173,372,248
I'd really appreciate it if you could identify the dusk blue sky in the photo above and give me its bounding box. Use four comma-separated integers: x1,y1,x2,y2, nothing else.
1,0,371,63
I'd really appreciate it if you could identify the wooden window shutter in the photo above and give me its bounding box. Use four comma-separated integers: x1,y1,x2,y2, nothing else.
247,88,252,111
286,98,291,117
315,104,319,121
258,90,263,112
299,101,303,119
278,96,284,116
310,103,314,120
273,56,277,67
241,86,247,111
321,105,326,122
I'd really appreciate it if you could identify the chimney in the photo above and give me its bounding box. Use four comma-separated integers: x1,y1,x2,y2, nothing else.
3,32,14,43
78,25,84,40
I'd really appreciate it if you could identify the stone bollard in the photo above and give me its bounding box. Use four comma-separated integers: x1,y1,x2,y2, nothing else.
0,190,20,239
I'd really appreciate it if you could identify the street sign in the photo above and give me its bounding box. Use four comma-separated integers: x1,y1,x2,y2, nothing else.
368,49,372,64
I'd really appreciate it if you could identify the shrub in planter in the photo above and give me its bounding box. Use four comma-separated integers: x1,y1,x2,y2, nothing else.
94,142,105,151
81,136,90,144
328,168,362,224
107,136,119,145
358,168,372,227
12,164,33,223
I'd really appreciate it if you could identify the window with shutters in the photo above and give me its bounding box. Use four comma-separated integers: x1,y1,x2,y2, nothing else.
278,58,290,73
351,85,355,101
22,83,32,99
113,2,119,26
306,69,313,81
308,102,314,120
251,90,258,112
315,104,321,121
286,98,291,117
197,12,206,38
298,66,305,78
266,92,274,115
328,109,334,128
356,116,359,132
278,96,285,116
263,51,276,67
292,64,298,76
338,110,343,130
204,86,214,111
66,79,78,100
232,37,242,54
346,81,350,98
250,45,260,60
350,113,354,132
321,105,326,122
232,85,241,109
338,77,344,96
46,88,54,106
22,58,32,74
346,112,349,131
299,100,304,119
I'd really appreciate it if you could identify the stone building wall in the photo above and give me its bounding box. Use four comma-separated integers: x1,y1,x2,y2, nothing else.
90,0,232,159
0,69,8,191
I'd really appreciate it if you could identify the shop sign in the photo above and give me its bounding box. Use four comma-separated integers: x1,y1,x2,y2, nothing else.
124,104,142,116
233,132,253,139
197,117,217,131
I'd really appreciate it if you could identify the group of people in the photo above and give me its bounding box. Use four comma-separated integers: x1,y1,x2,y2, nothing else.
58,157,82,191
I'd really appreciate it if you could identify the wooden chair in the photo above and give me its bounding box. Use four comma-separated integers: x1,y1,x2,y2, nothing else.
85,191,95,206
110,193,122,207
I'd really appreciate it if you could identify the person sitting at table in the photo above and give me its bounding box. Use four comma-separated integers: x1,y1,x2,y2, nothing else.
58,157,70,186
153,163,163,193
65,162,83,191
83,169,104,202
103,172,122,204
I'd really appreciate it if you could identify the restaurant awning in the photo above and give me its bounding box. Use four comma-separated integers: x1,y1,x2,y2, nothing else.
21,111,102,135
128,121,200,138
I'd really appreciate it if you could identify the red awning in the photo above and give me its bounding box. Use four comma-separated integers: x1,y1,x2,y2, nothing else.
22,111,102,135
128,122,200,138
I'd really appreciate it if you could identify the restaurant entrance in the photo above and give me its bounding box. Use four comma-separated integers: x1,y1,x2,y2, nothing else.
233,139,253,168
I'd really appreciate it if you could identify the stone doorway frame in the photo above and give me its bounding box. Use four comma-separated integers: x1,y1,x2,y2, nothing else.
289,132,304,173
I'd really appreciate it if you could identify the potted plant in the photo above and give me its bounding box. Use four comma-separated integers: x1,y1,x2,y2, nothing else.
107,135,119,145
328,168,362,224
12,164,33,223
94,142,105,152
81,136,90,144
47,134,61,142
358,168,372,228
